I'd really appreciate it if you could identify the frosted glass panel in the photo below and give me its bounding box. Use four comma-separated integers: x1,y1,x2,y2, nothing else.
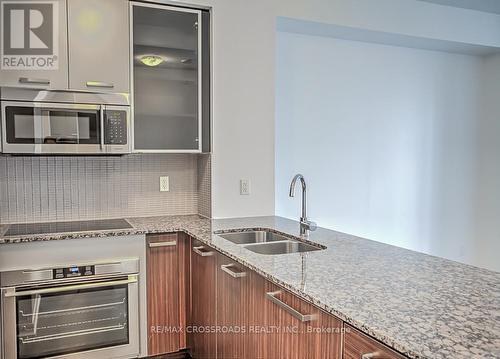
133,5,200,151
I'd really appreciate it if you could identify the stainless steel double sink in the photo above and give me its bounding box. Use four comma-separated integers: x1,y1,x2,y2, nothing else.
215,230,324,255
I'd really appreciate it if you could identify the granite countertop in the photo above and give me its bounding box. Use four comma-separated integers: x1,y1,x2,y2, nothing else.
0,215,499,359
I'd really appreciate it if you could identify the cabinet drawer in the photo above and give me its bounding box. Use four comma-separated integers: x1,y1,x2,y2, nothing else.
189,238,217,358
344,324,406,359
264,284,342,359
147,233,178,248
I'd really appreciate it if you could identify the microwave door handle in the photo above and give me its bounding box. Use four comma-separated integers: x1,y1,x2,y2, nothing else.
74,110,80,144
34,107,45,153
100,105,105,150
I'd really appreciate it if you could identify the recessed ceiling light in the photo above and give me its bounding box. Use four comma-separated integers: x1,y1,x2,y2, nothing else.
140,55,164,67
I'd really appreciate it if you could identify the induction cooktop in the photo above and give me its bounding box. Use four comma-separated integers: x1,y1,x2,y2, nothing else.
4,219,133,237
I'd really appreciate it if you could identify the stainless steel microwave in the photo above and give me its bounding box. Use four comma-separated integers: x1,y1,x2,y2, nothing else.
0,88,131,155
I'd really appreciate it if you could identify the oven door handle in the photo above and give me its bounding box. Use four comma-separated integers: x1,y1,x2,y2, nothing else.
4,275,137,297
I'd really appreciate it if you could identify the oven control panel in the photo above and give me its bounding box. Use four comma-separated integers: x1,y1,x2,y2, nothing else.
52,265,95,279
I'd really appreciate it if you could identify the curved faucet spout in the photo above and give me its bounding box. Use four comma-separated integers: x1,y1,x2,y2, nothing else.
289,174,306,198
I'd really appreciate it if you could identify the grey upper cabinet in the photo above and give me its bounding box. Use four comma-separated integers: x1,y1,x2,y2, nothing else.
0,0,69,89
132,2,208,153
0,0,129,93
68,0,129,93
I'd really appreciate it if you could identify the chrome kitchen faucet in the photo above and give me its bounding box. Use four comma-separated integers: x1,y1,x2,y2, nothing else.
289,174,317,236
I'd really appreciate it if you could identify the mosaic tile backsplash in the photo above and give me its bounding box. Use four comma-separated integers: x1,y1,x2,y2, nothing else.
0,154,211,223
197,153,211,218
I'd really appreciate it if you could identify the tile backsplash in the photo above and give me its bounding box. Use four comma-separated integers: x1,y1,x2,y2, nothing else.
197,153,211,218
0,154,211,224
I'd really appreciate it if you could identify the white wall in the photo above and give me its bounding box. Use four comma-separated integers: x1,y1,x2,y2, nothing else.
475,53,500,269
171,0,500,219
275,31,500,272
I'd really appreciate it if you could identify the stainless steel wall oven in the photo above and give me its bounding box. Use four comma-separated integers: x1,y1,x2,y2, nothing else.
0,259,140,359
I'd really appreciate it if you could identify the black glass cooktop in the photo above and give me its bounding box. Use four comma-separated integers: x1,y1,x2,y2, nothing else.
4,219,133,237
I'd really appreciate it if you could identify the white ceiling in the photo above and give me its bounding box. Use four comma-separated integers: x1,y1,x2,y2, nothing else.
418,0,500,14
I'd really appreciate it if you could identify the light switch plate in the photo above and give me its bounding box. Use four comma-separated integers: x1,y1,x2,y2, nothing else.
160,176,170,192
240,179,250,195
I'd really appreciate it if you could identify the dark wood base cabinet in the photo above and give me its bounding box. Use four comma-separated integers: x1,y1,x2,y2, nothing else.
189,239,217,359
146,233,407,359
214,252,342,359
216,255,250,358
259,280,342,359
344,324,406,359
147,233,190,356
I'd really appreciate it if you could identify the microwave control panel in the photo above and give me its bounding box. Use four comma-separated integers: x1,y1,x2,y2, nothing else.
104,110,128,145
52,265,95,279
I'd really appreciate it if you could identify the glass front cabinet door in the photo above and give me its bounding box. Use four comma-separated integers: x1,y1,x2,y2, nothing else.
131,2,208,152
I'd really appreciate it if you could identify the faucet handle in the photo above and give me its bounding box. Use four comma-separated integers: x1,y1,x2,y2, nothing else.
300,219,317,232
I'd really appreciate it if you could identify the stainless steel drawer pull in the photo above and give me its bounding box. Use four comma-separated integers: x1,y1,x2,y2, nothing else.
86,81,114,88
4,275,137,297
19,77,50,85
361,352,381,359
149,241,177,248
193,245,213,257
266,290,316,322
220,264,246,278
19,324,126,344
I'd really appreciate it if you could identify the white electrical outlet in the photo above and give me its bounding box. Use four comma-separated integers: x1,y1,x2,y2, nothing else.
240,179,250,195
160,176,170,192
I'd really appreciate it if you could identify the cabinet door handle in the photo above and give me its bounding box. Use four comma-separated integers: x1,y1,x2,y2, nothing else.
19,77,50,85
193,245,213,257
361,352,381,359
220,264,246,278
266,291,316,322
86,81,114,89
149,241,177,248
